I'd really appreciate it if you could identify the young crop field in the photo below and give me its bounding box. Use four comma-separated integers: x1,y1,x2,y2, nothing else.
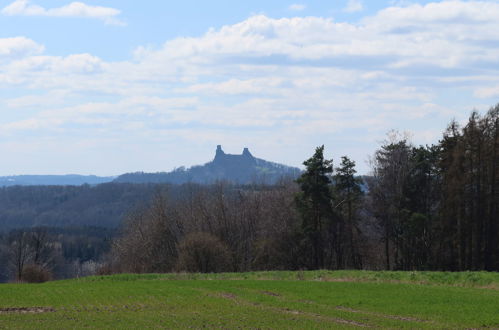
1,271,498,329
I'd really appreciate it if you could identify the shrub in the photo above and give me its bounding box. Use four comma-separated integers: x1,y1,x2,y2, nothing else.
176,232,232,273
96,264,115,276
20,264,52,283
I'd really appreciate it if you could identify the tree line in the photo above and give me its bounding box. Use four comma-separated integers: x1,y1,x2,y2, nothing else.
369,105,498,271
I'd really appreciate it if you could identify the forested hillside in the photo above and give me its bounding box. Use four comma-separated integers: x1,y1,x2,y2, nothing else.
0,183,158,229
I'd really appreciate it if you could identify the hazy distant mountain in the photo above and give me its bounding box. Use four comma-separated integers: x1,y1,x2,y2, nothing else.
115,145,301,185
0,175,115,187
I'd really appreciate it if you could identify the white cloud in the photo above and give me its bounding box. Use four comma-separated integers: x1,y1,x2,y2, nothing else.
4,90,69,108
344,0,364,13
368,1,499,27
140,7,499,69
1,0,124,25
0,36,44,57
289,4,306,11
178,78,287,95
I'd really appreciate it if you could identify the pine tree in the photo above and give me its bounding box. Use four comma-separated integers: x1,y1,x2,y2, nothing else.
333,156,363,269
295,146,334,269
396,145,440,270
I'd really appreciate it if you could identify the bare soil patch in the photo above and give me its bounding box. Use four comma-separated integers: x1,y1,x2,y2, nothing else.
219,292,237,300
0,307,55,314
336,306,426,323
322,277,357,282
280,308,369,327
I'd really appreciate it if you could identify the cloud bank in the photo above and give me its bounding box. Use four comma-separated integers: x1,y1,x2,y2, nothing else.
1,1,499,174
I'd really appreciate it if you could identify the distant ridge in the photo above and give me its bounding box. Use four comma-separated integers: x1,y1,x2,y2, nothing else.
0,175,115,187
114,145,301,185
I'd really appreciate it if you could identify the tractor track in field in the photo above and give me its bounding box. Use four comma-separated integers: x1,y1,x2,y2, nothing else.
335,306,429,323
198,286,437,328
201,289,372,328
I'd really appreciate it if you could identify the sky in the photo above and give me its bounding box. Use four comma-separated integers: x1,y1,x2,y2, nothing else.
1,0,499,176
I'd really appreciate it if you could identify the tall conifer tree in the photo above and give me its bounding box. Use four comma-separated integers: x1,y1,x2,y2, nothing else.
295,146,334,269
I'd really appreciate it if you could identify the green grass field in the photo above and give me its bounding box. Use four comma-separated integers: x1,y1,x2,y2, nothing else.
1,271,499,329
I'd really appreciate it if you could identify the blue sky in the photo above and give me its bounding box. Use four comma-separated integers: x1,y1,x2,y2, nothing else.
1,0,498,175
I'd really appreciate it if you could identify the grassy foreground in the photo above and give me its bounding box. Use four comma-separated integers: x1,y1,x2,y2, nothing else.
1,271,498,329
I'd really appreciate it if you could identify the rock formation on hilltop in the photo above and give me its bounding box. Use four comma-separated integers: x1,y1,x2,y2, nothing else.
114,145,301,185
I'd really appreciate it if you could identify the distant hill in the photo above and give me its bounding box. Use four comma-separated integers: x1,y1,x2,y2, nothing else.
0,175,115,187
114,145,301,185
